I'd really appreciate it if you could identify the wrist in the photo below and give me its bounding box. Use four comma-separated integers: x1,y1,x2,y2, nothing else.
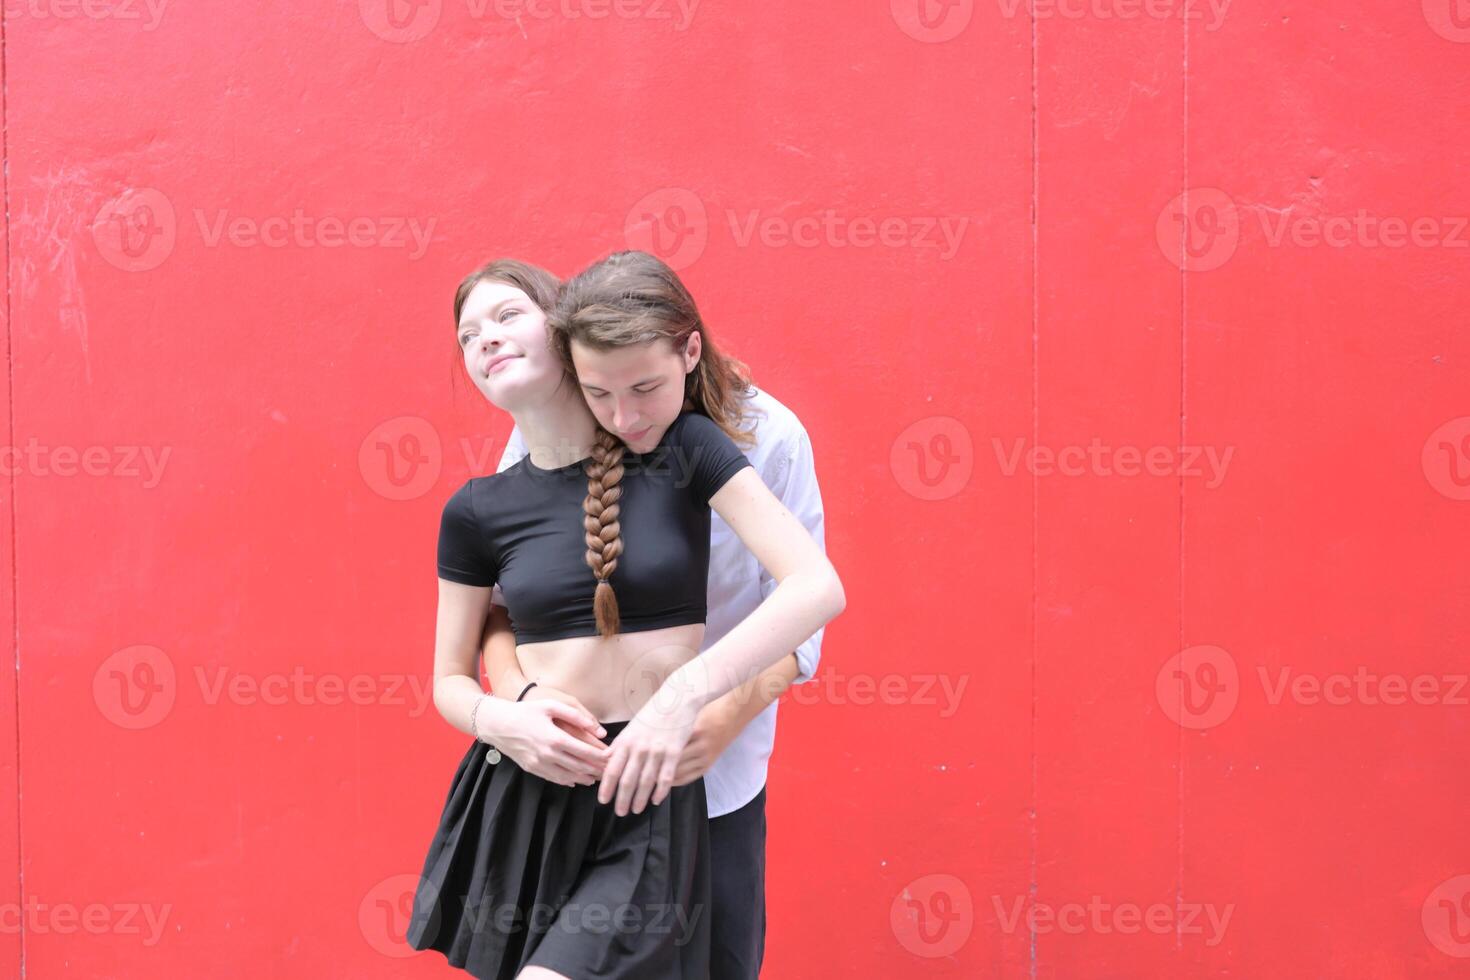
471,693,512,742
664,661,715,716
491,669,531,699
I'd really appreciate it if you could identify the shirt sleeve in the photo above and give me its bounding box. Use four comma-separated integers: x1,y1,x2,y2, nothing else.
436,480,498,587
488,428,528,606
676,412,755,506
759,426,827,685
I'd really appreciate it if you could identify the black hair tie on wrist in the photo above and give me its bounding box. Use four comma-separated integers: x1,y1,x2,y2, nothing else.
515,681,539,702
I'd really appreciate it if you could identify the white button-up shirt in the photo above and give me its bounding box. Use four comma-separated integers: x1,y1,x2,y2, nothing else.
491,385,827,817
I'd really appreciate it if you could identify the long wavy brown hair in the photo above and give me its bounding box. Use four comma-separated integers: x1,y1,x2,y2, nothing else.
547,249,756,638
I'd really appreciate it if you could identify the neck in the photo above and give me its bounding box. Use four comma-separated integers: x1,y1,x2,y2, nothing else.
510,379,599,469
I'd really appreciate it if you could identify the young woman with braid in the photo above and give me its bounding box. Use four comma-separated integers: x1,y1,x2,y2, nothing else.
407,254,844,980
482,252,828,980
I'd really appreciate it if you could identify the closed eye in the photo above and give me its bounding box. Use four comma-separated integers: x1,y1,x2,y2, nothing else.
584,384,660,398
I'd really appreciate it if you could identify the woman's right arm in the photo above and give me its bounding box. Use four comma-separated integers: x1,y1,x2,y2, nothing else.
431,579,513,737
433,579,610,785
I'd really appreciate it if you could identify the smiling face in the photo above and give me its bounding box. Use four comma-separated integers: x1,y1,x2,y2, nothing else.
569,331,702,453
456,279,567,410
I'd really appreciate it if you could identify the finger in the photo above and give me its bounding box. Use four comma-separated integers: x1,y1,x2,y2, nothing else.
650,755,679,807
598,746,627,805
555,763,599,786
547,765,584,787
544,700,606,737
560,767,598,787
630,753,661,814
550,716,607,748
553,734,611,772
615,751,645,816
531,762,579,787
563,694,601,727
543,696,599,734
550,720,609,753
544,749,602,781
674,737,701,769
564,724,611,750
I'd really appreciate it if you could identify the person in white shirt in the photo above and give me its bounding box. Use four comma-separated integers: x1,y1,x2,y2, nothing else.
478,271,829,980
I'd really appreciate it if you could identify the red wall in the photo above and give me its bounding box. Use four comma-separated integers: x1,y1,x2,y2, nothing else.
5,2,1470,977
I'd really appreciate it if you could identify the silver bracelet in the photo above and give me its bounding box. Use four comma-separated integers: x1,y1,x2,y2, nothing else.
468,692,490,741
468,693,502,765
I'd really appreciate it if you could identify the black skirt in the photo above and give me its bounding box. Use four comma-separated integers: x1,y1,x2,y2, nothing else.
407,719,712,980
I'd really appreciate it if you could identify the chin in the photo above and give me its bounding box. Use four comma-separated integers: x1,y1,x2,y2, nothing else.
628,426,665,451
485,375,555,410
477,384,522,413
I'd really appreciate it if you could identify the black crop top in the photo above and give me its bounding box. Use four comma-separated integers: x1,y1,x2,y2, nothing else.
436,411,755,644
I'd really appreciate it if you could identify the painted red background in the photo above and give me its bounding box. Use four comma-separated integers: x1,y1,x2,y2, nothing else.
3,1,1469,977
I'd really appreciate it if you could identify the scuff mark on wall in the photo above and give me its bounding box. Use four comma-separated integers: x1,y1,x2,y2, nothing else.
13,168,97,386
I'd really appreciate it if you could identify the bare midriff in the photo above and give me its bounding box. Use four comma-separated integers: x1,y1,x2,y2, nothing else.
513,622,707,723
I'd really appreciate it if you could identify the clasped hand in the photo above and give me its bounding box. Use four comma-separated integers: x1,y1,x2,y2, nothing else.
508,679,712,816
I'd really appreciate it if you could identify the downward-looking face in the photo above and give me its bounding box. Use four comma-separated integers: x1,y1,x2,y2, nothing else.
456,279,565,411
569,331,703,455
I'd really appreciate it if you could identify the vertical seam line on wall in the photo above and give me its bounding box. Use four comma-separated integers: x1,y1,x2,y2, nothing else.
1176,6,1190,966
1028,2,1040,979
0,3,22,978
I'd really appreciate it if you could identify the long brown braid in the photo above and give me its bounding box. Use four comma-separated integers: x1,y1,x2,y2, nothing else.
582,426,626,638
550,250,758,638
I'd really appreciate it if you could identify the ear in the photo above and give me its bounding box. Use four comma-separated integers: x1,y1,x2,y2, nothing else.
683,330,703,373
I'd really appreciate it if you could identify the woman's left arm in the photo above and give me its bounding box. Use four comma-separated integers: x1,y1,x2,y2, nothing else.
674,466,844,707
598,466,845,814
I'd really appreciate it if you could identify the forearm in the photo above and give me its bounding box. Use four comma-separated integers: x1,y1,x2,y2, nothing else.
673,566,843,711
708,652,800,729
486,650,530,699
481,606,530,697
432,673,515,740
